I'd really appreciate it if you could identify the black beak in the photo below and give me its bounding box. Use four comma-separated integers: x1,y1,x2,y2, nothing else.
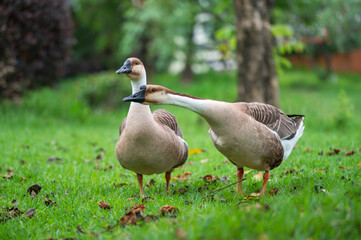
122,85,146,103
116,59,132,74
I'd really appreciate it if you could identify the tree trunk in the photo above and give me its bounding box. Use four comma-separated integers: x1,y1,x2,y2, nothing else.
234,0,280,107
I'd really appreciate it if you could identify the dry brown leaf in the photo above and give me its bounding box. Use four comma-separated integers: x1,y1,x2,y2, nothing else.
188,148,206,155
173,187,187,195
45,198,58,206
268,188,279,196
334,148,340,154
21,177,26,183
2,174,13,179
27,184,42,197
95,152,105,160
282,169,296,175
345,151,355,156
146,179,155,187
203,174,218,183
160,205,179,216
113,182,127,187
99,200,111,210
339,166,351,170
252,172,263,181
357,163,361,167
77,226,87,234
131,204,145,213
178,172,192,180
120,211,137,227
200,159,209,163
11,200,19,206
313,168,327,173
24,208,35,218
306,148,312,152
20,160,27,165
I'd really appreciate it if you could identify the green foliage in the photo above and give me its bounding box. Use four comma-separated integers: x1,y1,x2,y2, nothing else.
274,0,361,54
334,89,354,128
0,0,73,98
1,69,361,239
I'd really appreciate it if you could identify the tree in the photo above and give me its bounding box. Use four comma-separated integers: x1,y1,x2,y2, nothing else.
234,0,279,107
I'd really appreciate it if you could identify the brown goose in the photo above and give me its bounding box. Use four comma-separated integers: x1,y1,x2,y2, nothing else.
123,85,305,195
115,58,188,197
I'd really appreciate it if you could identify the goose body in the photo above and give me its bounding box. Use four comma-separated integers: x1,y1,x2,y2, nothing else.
115,59,188,197
123,85,304,195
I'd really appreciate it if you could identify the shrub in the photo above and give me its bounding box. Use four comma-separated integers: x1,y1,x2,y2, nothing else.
0,0,73,99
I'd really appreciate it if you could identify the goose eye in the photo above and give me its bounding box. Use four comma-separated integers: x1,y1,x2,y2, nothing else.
151,88,156,92
135,62,139,65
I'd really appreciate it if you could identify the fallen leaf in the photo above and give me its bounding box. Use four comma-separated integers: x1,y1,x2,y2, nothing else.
160,205,179,216
282,169,296,175
175,229,187,240
126,198,134,201
326,152,335,156
2,174,13,179
27,184,42,197
142,197,154,203
11,200,19,206
334,148,340,154
268,188,279,196
339,166,351,170
146,179,155,187
252,172,263,181
173,187,187,195
21,177,26,183
45,198,58,206
306,148,312,152
99,200,111,210
203,175,218,183
345,151,355,156
113,183,127,188
200,159,209,163
178,172,192,180
77,226,86,234
95,152,105,160
188,148,206,155
220,176,229,182
184,200,193,205
357,163,361,167
20,160,27,165
131,204,145,213
120,211,136,227
7,207,23,218
24,208,35,218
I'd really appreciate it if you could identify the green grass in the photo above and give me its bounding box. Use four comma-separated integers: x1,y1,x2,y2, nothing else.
1,69,360,239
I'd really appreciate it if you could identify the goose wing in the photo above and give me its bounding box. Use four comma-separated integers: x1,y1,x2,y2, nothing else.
152,109,184,139
153,109,188,167
119,117,127,136
243,103,304,140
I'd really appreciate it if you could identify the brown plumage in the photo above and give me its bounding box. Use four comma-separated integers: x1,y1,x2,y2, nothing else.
115,59,188,197
123,85,305,196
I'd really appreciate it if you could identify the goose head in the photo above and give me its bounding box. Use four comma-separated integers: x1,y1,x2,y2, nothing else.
122,85,170,104
116,57,146,81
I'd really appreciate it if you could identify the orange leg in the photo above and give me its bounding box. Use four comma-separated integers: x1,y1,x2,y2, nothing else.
259,171,270,196
165,171,171,195
236,167,244,194
137,174,144,198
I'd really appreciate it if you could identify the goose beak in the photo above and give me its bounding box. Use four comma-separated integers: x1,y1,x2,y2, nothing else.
116,60,132,74
122,85,146,103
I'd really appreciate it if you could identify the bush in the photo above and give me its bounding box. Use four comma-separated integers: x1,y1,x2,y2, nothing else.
0,0,73,99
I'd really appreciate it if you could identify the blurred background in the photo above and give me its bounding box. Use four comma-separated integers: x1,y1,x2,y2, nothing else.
1,0,361,109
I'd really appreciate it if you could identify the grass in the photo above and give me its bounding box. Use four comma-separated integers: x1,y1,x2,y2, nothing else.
0,69,360,239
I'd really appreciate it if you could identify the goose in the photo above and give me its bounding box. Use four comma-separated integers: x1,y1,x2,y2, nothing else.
123,85,305,196
115,58,188,197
